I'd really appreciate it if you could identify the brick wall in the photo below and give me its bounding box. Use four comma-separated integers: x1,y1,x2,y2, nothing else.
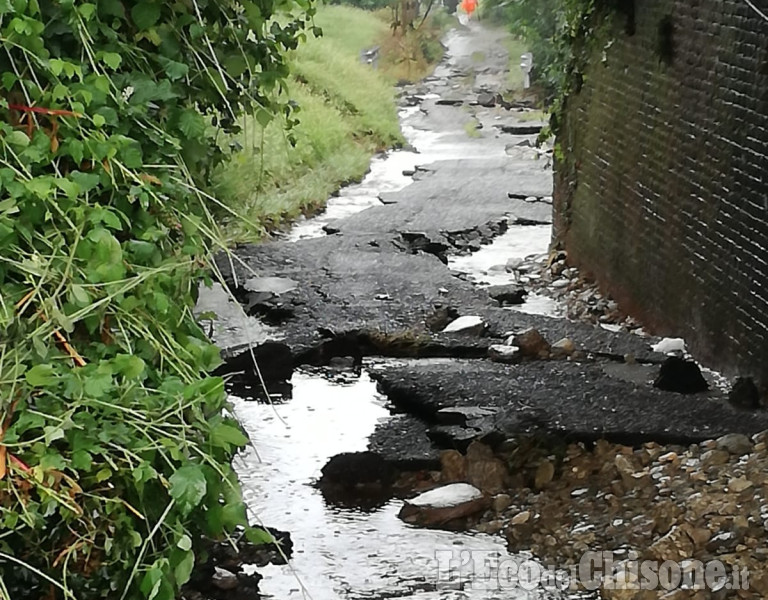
554,0,768,390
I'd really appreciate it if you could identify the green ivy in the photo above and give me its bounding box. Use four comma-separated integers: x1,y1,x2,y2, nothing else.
0,1,315,598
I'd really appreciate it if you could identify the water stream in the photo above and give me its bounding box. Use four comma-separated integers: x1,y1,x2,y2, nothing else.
232,371,567,600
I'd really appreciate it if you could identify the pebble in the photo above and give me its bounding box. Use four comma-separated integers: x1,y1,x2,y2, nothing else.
658,451,678,463
465,429,768,599
492,493,512,513
728,477,754,492
510,510,531,525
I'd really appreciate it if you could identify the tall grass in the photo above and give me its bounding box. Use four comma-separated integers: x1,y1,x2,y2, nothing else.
216,6,405,241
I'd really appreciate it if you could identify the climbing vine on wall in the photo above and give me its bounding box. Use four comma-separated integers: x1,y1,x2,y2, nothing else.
482,0,627,138
0,1,314,598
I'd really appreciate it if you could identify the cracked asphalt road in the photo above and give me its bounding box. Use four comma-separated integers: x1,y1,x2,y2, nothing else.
201,22,768,462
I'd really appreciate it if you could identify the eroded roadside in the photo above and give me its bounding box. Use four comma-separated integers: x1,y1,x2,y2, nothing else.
200,21,768,600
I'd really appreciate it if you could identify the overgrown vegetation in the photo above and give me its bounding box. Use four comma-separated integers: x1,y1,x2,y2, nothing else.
484,0,625,95
0,1,314,598
481,0,622,140
215,4,450,241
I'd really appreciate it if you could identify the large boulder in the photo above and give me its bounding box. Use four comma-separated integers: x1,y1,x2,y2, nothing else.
320,451,396,486
398,483,489,528
318,451,397,508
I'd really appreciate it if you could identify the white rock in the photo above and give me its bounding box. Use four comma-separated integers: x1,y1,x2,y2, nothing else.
408,483,483,508
244,276,297,295
442,315,485,334
651,337,686,354
488,344,520,363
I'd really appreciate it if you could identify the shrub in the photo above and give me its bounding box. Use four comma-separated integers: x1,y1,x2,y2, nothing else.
0,1,314,598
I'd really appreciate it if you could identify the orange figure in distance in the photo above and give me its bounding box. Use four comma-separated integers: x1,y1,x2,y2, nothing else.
460,0,477,18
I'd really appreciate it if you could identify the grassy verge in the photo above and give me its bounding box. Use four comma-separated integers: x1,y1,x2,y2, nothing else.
216,5,450,241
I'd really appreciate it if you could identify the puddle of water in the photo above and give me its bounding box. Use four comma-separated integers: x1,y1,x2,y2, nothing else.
232,370,570,600
195,282,280,350
512,293,564,318
447,225,564,318
448,225,551,286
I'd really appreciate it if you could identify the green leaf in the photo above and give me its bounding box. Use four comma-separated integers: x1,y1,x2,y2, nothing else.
65,139,84,164
158,56,188,81
43,425,65,445
119,140,142,168
0,198,18,216
95,467,112,482
221,501,247,528
83,368,113,397
26,364,56,387
92,113,106,127
2,71,17,91
98,0,125,19
177,535,192,552
133,462,158,485
172,548,194,586
224,54,248,78
169,465,207,515
139,566,163,600
210,422,249,449
177,110,206,139
24,177,53,198
6,130,30,148
71,450,92,471
255,108,272,128
113,354,146,379
245,527,275,545
131,1,161,30
78,3,96,20
55,177,80,199
51,83,69,100
101,52,122,70
70,284,90,305
70,170,100,192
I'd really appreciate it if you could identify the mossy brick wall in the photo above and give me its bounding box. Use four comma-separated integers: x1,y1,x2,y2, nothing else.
554,0,768,389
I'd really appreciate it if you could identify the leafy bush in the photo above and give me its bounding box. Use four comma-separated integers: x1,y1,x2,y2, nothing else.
481,0,605,98
0,1,313,598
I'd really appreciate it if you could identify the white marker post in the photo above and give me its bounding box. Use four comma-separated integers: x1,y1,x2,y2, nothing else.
520,53,533,89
